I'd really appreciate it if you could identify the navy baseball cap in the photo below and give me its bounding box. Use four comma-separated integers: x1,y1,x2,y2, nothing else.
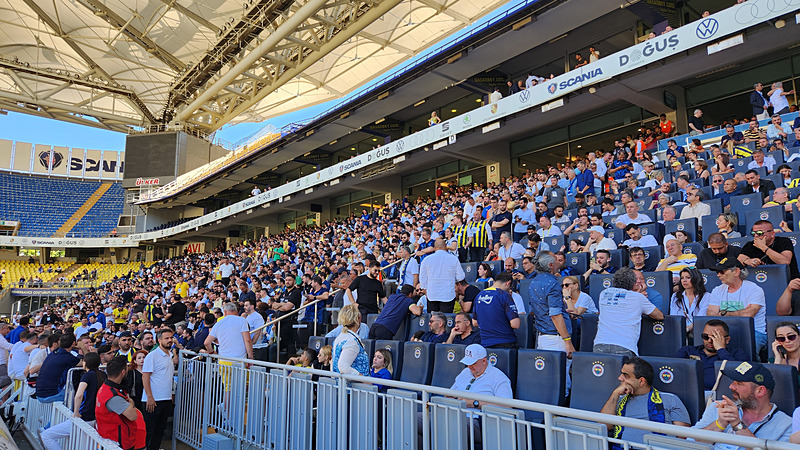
722,361,775,390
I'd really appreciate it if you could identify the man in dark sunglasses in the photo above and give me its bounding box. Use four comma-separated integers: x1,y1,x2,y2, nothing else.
675,319,747,390
737,219,799,279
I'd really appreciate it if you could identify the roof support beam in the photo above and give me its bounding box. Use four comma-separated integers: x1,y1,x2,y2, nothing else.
158,0,220,32
175,0,329,122
416,0,470,23
16,0,157,124
210,0,405,132
74,0,184,71
0,89,142,126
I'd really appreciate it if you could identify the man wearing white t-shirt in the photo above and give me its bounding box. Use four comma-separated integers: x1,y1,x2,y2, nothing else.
218,257,236,287
243,298,265,343
706,257,768,353
204,302,253,360
594,268,664,357
8,331,37,381
142,329,177,450
614,201,652,229
621,223,658,249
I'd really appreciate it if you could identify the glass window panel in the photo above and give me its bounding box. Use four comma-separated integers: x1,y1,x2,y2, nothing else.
685,59,793,106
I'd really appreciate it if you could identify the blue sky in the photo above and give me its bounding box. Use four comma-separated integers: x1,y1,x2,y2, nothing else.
0,0,519,152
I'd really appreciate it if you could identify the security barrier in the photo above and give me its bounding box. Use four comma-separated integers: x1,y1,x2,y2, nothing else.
173,351,797,450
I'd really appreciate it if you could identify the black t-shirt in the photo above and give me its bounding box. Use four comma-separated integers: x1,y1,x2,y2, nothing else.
121,291,134,304
281,287,303,309
165,301,188,325
349,275,386,315
741,236,799,279
695,246,742,270
461,284,481,311
490,211,513,235
79,370,102,421
688,116,704,132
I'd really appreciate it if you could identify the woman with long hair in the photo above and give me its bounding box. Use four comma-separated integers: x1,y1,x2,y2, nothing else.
771,322,800,373
669,268,710,334
126,349,148,412
475,263,494,285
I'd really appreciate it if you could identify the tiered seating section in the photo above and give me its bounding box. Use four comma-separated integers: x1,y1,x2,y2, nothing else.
76,261,155,285
0,261,72,287
0,173,123,237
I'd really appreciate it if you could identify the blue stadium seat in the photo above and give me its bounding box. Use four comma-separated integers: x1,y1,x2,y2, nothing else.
462,263,478,283
361,339,376,361
514,313,534,349
407,314,430,339
570,352,625,412
638,316,687,357
698,269,722,292
704,198,723,216
745,264,789,315
664,218,698,242
714,362,799,415
729,193,763,219
568,232,590,245
638,223,661,242
544,235,564,251
606,228,624,245
375,340,403,380
431,344,466,388
642,271,673,308
608,249,628,270
366,314,379,329
309,336,326,353
641,246,663,270
682,242,704,258
767,316,800,360
485,347,517,387
727,236,750,248
744,206,784,232
516,349,567,424
487,260,503,276
588,274,614,309
578,315,599,351
393,316,410,341
732,156,752,172
692,317,757,361
640,357,704,424
565,252,588,275
399,342,434,385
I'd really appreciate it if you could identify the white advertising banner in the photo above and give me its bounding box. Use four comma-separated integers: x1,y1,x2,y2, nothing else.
0,236,139,248
0,140,123,180
128,1,800,243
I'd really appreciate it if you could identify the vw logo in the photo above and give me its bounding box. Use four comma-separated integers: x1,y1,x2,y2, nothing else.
396,141,405,153
696,18,719,39
519,90,531,103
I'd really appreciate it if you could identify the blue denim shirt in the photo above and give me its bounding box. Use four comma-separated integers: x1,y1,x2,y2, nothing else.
527,272,572,335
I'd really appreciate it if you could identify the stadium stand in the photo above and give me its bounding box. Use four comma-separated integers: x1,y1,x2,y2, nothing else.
0,173,123,237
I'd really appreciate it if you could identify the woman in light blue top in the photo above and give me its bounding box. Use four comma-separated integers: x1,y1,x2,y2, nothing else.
332,304,369,376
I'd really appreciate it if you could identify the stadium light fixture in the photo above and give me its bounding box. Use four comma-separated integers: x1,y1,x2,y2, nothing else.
413,99,426,107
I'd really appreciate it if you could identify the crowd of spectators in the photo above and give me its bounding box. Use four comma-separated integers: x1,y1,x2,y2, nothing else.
4,107,800,447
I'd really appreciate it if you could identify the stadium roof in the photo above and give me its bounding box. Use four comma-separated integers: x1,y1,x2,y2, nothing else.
0,0,508,134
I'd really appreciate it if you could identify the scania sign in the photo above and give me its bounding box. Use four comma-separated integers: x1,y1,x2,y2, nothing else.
549,68,604,93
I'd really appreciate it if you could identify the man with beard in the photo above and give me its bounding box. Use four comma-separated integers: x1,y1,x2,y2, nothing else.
694,361,791,444
674,320,747,390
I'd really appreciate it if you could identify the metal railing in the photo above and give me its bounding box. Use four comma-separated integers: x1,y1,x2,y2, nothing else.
173,351,796,450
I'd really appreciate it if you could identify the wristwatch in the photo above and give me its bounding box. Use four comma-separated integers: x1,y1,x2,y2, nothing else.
731,421,745,432
473,400,480,408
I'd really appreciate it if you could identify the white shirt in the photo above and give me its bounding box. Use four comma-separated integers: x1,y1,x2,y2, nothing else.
588,237,617,254
419,250,465,302
498,243,526,260
679,202,712,222
707,281,766,334
209,315,250,358
0,334,14,365
463,201,477,220
511,292,527,314
621,234,659,248
595,288,656,355
489,91,502,103
669,292,711,328
747,157,777,173
614,213,651,227
8,341,32,379
575,292,598,314
141,346,175,402
219,263,236,278
246,311,265,334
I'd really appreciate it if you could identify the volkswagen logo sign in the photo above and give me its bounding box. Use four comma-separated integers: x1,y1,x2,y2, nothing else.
696,18,719,39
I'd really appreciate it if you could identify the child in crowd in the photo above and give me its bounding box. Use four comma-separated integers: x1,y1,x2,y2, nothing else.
369,349,393,392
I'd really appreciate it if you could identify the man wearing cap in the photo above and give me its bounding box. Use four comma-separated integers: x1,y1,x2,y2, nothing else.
583,226,617,255
418,343,512,448
707,258,768,353
600,357,690,443
695,361,792,445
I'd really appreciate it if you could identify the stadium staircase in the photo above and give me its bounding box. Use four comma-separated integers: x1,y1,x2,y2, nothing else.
53,183,113,237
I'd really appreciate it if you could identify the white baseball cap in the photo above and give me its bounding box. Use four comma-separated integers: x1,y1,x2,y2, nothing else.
460,344,487,365
589,226,605,236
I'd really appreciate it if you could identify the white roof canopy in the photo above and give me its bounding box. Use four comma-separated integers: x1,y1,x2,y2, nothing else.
0,0,507,133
